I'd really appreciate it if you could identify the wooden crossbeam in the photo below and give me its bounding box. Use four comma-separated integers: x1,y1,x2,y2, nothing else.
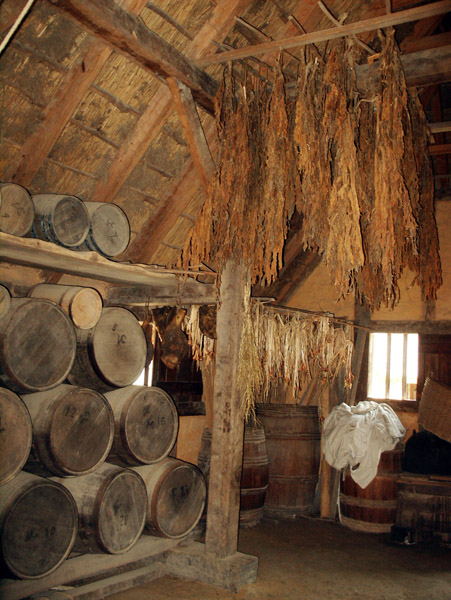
167,78,214,195
49,0,218,113
195,1,451,66
429,143,451,155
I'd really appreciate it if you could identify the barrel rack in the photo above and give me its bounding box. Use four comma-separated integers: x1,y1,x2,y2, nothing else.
0,232,258,598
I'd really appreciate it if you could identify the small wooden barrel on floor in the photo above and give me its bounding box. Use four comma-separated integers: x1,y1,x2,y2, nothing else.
340,446,404,533
395,473,451,535
240,425,270,527
28,283,103,329
79,202,130,257
0,183,34,236
0,298,76,393
31,194,89,248
0,284,11,319
105,386,178,466
256,404,321,519
134,458,206,539
0,471,77,579
22,384,114,476
0,388,32,485
53,463,148,554
197,426,269,527
68,307,147,393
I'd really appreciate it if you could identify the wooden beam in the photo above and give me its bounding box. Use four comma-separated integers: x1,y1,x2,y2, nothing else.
401,31,451,54
205,260,248,558
0,233,216,303
89,0,252,209
195,1,451,66
429,121,451,133
429,143,451,155
49,0,218,113
167,77,214,195
3,0,148,186
355,46,451,92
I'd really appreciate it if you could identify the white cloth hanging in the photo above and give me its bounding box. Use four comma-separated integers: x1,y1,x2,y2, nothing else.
322,401,406,489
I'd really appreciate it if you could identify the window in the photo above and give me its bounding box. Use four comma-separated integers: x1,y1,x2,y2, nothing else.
367,333,419,401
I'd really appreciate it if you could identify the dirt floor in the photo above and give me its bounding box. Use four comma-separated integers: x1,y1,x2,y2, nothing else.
110,516,451,600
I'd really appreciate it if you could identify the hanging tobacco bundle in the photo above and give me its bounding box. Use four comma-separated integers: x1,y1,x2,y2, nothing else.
182,62,298,286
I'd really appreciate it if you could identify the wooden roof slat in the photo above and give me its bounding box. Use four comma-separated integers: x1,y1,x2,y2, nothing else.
49,0,218,113
3,0,149,186
167,77,214,195
400,31,451,54
195,1,451,66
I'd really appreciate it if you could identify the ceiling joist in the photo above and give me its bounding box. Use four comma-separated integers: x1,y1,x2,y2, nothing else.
195,1,451,66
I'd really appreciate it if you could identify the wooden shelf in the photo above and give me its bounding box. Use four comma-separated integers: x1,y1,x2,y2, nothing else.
0,233,216,306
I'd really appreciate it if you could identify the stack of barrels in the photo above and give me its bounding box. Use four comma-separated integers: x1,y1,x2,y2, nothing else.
0,282,206,580
0,183,130,258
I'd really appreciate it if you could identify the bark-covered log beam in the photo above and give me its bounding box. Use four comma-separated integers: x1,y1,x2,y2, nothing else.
48,0,218,113
195,1,451,66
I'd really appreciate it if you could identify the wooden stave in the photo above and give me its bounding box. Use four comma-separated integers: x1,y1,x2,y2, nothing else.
22,384,114,477
134,458,207,539
105,385,178,466
28,284,103,330
68,307,147,393
0,298,76,393
0,471,78,579
339,447,404,533
0,388,33,486
256,404,321,518
53,462,148,555
0,183,34,237
0,285,11,320
30,194,89,248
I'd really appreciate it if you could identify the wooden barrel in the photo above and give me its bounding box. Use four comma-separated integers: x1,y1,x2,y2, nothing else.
0,183,34,236
28,283,103,330
134,458,206,539
0,388,32,485
240,425,270,527
105,385,178,466
395,473,451,535
22,384,114,476
256,404,321,518
340,446,404,533
31,194,89,248
0,298,76,393
79,202,130,257
53,463,148,554
0,471,77,579
197,426,269,527
0,284,11,319
68,307,147,393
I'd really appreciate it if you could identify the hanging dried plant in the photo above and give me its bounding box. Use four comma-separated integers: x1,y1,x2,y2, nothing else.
182,305,215,364
182,62,298,286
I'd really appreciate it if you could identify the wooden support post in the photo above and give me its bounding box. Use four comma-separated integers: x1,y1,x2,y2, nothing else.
205,260,248,559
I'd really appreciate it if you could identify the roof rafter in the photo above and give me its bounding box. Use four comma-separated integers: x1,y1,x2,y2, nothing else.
49,0,218,113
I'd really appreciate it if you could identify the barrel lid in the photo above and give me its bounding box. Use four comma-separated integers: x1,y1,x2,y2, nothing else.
91,308,146,388
1,477,77,578
0,183,34,236
98,469,147,554
123,386,178,464
0,298,76,392
155,462,206,538
48,387,114,475
88,203,130,257
0,388,32,484
68,287,103,330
